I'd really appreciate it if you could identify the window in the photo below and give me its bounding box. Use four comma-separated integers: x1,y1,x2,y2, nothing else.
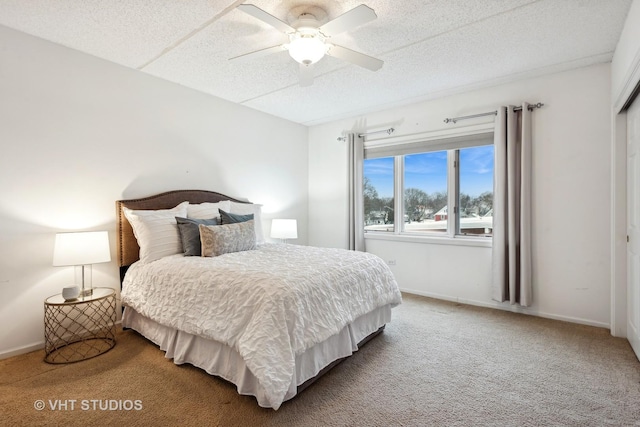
363,131,493,239
457,145,494,236
364,157,394,232
404,151,448,233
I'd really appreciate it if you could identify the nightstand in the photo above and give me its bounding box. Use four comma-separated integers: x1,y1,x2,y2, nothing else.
44,287,116,364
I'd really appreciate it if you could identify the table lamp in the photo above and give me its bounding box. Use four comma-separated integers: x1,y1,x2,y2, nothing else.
270,219,298,243
53,231,111,297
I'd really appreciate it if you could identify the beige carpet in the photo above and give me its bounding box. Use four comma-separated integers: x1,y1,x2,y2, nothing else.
2,293,640,426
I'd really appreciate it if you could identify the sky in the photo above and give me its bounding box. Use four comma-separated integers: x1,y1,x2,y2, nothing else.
364,145,494,198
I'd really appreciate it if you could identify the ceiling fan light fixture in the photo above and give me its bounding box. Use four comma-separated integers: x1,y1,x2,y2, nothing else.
288,33,326,65
233,4,383,86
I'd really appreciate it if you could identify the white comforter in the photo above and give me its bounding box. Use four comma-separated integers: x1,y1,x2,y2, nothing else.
121,243,402,409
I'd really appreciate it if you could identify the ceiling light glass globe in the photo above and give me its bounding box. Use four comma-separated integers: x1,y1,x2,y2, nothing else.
288,36,326,65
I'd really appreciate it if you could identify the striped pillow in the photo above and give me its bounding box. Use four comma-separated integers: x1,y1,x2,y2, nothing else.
187,201,230,220
123,202,188,263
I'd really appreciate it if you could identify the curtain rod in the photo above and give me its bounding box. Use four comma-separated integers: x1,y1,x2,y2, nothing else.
337,127,395,142
443,102,544,124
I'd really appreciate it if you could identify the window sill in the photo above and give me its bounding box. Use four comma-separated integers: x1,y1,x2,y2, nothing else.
364,232,492,248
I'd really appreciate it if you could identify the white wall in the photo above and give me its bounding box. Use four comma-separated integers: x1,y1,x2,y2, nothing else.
309,63,612,328
0,25,308,358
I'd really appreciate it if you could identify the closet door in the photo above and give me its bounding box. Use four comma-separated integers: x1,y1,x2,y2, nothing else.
628,96,640,360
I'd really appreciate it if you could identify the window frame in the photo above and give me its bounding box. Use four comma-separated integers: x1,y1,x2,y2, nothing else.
363,123,494,247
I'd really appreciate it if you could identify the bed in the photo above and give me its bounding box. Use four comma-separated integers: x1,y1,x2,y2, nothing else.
116,190,402,410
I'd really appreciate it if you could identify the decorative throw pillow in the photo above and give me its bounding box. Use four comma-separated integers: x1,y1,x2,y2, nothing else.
187,200,231,220
219,209,254,225
199,220,256,257
123,202,188,263
228,202,265,243
176,217,219,256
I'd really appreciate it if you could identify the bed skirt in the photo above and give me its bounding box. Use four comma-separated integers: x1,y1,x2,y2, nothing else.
122,304,391,408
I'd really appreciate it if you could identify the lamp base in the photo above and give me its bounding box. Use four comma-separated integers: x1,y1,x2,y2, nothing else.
75,265,93,298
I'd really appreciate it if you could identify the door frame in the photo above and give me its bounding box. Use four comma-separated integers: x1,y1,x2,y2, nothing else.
611,110,627,338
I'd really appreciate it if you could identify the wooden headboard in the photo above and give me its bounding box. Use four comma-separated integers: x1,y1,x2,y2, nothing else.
116,190,249,272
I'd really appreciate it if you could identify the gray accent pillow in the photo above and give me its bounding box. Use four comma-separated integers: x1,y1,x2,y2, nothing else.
219,209,254,224
199,220,256,257
176,217,219,256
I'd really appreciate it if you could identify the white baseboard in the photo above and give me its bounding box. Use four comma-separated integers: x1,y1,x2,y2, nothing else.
0,320,123,360
400,288,610,330
0,341,44,360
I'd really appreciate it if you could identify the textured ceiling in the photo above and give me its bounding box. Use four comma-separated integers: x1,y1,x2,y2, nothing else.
0,0,633,125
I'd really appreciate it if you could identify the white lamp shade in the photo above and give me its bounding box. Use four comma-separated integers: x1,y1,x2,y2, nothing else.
53,231,111,266
270,219,298,240
288,36,326,65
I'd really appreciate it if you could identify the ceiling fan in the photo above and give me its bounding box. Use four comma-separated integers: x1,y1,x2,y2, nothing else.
231,3,383,86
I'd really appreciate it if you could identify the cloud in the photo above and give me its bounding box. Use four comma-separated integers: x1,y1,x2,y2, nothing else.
460,145,494,174
364,158,394,176
404,152,447,174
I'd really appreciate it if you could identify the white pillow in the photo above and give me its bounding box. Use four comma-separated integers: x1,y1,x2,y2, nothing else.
187,201,231,220
123,202,188,263
229,201,264,243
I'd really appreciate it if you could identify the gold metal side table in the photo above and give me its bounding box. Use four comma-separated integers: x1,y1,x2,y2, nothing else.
44,287,116,364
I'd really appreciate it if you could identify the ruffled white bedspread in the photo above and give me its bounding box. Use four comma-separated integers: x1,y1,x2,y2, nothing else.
121,243,402,409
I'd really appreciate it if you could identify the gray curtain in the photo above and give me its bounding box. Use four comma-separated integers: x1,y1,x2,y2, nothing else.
347,133,365,251
492,104,532,306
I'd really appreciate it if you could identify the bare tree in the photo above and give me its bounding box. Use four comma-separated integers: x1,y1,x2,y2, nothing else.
405,188,429,221
476,191,493,216
363,177,379,215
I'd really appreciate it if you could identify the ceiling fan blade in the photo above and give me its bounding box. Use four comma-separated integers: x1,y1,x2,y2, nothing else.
326,44,383,71
299,63,314,87
319,4,377,37
237,4,294,34
229,44,286,62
